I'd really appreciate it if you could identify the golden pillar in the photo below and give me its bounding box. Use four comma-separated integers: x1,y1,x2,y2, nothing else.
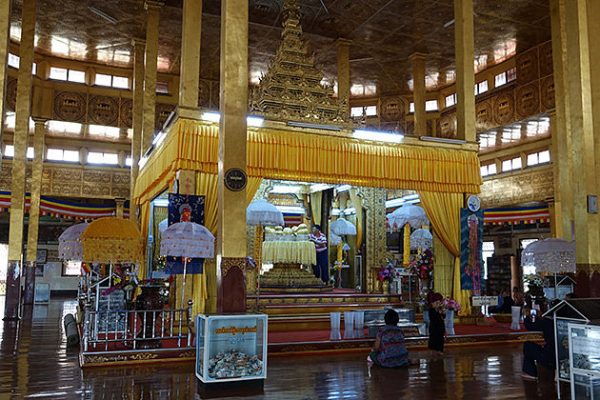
550,1,574,241
0,0,11,141
454,0,476,142
178,0,202,111
216,0,248,313
336,38,351,117
23,118,46,305
550,0,600,291
5,0,36,320
130,38,145,216
410,52,427,136
141,1,164,155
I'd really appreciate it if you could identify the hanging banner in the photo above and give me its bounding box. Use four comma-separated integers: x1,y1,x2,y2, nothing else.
166,193,205,274
460,209,483,294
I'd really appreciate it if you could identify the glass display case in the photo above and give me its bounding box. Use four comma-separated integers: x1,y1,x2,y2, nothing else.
568,323,600,400
196,314,268,383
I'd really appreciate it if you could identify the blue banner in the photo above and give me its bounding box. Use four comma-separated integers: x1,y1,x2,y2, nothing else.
460,209,484,294
165,193,205,274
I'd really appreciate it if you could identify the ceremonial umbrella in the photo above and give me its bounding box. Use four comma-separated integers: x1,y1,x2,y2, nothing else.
410,228,433,250
160,221,215,306
387,205,429,265
330,217,357,236
246,199,284,308
58,222,89,262
521,238,576,299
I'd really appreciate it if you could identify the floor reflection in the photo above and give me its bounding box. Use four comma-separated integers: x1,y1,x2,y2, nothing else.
0,298,562,399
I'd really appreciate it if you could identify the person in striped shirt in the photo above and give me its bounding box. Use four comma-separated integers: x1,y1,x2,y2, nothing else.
309,225,329,283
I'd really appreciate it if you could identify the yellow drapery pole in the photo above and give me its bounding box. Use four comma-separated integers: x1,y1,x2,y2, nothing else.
310,192,322,227
419,191,471,315
138,202,151,281
349,188,363,249
402,224,411,266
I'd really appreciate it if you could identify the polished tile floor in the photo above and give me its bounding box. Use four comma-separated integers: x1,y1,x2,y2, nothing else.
0,298,562,399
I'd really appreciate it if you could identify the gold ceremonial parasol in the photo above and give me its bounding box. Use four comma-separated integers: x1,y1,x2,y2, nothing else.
81,217,144,264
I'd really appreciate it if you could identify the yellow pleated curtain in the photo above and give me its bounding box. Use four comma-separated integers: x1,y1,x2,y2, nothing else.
419,191,472,316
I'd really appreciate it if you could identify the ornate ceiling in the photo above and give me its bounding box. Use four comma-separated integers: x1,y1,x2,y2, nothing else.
9,0,551,95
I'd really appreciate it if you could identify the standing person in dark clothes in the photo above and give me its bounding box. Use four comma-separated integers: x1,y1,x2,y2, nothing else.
521,306,556,380
428,292,446,355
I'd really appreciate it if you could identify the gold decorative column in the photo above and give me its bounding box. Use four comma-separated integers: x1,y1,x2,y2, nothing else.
410,52,427,136
216,0,248,313
361,188,387,294
5,0,36,320
0,0,11,144
23,118,46,305
550,0,600,294
141,1,164,155
454,0,476,142
178,0,202,111
130,38,145,215
336,38,351,118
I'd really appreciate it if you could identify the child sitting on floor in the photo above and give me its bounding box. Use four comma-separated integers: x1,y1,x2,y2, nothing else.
368,309,410,369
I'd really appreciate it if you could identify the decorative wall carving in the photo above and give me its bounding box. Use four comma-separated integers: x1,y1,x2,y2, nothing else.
493,90,515,126
475,99,493,131
360,187,387,294
380,96,404,122
88,95,119,126
54,91,87,122
0,162,130,199
479,166,553,208
120,99,133,127
539,41,554,78
516,48,539,85
515,82,540,119
439,113,456,138
155,103,176,131
540,76,556,111
6,78,17,111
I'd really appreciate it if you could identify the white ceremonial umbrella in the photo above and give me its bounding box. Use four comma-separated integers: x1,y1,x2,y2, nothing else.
388,204,429,230
330,217,357,236
246,199,284,227
160,221,215,306
58,222,89,261
410,228,433,250
246,199,284,310
521,238,576,299
330,232,342,246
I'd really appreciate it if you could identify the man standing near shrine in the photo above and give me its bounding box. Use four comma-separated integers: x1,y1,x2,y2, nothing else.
309,225,329,283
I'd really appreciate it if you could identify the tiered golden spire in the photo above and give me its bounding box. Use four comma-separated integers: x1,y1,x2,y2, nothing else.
249,0,349,125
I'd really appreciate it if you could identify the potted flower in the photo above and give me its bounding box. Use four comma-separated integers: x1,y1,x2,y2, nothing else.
377,264,395,294
409,248,434,296
443,297,460,335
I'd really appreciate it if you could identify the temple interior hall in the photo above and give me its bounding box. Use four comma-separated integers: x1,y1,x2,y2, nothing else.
1,0,599,398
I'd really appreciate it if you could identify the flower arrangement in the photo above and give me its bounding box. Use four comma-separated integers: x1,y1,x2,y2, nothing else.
443,297,461,312
409,248,434,280
377,264,395,283
524,274,545,298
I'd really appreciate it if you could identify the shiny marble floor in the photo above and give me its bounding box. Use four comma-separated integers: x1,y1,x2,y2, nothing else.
0,298,562,399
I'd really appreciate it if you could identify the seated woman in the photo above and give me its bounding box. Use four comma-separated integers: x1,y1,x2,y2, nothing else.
369,309,410,368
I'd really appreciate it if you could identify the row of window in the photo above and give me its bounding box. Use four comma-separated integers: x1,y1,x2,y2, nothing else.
354,65,519,118
480,149,550,177
4,116,132,140
8,53,170,93
3,144,132,166
445,68,516,108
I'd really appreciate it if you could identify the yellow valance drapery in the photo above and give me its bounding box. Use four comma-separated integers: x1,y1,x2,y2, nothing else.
133,118,482,207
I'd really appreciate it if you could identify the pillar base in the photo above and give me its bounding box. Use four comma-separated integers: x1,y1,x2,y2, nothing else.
23,261,36,305
218,257,247,313
3,260,22,321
